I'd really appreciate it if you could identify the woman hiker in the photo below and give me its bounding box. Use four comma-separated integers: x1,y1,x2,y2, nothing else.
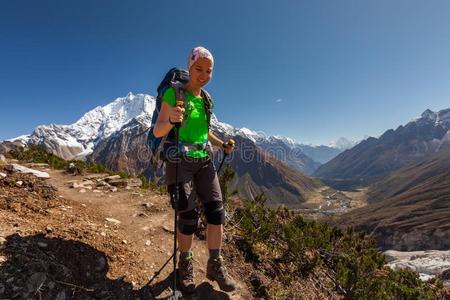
153,46,237,293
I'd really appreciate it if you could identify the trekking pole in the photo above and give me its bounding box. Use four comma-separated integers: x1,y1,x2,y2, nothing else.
217,139,235,173
168,100,184,300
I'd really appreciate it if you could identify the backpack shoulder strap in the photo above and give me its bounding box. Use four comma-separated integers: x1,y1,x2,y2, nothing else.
201,89,213,129
172,82,186,103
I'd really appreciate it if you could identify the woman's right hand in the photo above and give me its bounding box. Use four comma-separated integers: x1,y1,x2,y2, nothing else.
169,105,185,124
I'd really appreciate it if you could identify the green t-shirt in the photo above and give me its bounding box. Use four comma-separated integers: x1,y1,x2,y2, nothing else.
162,87,212,158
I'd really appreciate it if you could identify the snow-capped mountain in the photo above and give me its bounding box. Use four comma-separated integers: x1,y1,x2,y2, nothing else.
416,108,450,128
12,93,155,159
328,137,359,151
209,117,343,170
10,92,343,170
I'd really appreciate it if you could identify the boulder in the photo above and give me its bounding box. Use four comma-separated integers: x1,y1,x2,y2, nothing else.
7,164,50,178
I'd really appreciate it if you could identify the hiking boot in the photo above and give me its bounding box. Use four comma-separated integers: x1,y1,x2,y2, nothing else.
178,254,195,293
206,256,237,292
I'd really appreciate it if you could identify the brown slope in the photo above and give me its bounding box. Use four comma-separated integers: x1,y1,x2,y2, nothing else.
334,149,450,251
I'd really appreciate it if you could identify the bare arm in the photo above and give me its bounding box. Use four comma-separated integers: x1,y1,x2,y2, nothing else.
153,101,184,138
208,131,224,147
209,132,235,155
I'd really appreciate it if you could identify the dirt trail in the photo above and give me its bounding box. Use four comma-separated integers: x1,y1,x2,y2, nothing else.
0,166,252,299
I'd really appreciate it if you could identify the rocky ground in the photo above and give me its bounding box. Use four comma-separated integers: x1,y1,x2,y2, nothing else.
0,159,254,299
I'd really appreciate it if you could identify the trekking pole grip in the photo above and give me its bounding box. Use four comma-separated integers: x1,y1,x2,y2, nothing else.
218,139,236,173
173,100,184,128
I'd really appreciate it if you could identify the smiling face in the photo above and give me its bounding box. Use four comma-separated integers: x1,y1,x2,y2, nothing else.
188,57,213,88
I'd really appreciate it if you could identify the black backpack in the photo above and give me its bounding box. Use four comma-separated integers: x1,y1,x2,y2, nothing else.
147,67,213,167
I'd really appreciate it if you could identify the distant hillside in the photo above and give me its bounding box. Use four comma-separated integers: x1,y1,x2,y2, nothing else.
334,149,450,251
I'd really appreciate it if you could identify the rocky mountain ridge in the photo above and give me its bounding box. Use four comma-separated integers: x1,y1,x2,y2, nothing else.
314,108,450,189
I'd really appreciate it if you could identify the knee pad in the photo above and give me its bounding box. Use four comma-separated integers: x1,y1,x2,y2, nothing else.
178,209,199,235
204,201,225,225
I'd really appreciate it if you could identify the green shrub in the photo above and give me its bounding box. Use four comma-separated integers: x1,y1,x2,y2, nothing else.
9,145,68,169
233,194,447,299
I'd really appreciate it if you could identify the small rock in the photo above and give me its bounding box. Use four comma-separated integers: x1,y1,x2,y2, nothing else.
0,237,7,245
93,189,102,193
162,225,174,233
81,204,87,207
79,189,86,193
45,225,53,233
0,154,6,163
105,218,121,225
81,179,95,186
104,175,121,182
15,181,23,187
96,180,110,187
145,240,151,246
0,172,6,179
142,202,154,209
110,187,118,192
55,290,67,300
122,240,128,244
37,242,48,248
84,173,109,180
47,281,56,290
100,232,107,237
70,182,83,189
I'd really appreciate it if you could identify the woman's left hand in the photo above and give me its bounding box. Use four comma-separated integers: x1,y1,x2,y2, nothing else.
222,140,235,155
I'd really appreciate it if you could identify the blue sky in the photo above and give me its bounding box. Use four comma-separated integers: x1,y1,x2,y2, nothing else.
1,0,450,145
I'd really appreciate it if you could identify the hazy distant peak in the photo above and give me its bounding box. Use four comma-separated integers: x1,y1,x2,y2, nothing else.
328,137,358,150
